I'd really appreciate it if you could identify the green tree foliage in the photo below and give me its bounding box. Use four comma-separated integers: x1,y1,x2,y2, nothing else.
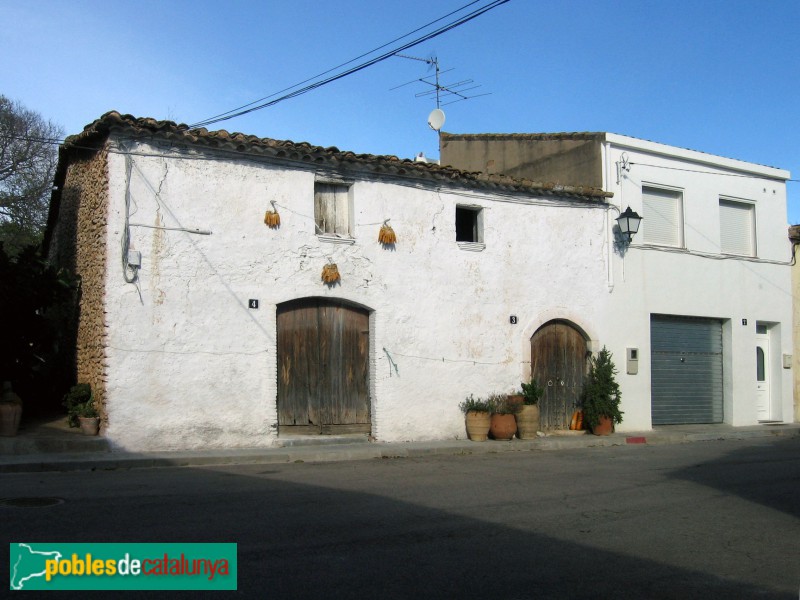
0,95,63,254
521,377,543,405
63,383,93,427
581,346,623,428
0,242,76,393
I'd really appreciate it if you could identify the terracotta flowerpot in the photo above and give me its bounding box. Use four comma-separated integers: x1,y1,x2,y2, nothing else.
0,382,22,437
465,410,491,441
490,413,517,440
592,415,613,436
79,416,100,436
506,394,525,413
0,402,22,437
515,404,540,439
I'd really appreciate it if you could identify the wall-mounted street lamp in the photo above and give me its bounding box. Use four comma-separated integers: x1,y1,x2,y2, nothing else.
616,206,642,244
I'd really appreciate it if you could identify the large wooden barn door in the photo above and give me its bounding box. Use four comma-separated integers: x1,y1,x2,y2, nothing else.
277,298,370,435
530,321,588,431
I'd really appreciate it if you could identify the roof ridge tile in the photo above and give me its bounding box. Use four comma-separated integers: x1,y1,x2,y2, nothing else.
63,112,611,201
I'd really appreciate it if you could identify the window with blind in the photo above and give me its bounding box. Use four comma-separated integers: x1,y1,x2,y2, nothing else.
314,182,352,236
642,187,683,247
719,199,755,256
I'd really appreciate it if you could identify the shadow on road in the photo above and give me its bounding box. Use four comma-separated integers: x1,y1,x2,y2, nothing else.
668,436,800,519
2,450,797,599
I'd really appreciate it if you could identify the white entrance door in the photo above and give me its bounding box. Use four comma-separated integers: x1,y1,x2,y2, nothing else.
755,330,770,421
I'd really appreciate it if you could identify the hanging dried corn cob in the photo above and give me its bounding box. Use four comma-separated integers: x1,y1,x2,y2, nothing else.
378,220,396,245
321,262,340,284
263,200,281,228
264,211,280,227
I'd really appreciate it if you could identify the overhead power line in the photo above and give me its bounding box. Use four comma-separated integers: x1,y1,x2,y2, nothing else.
191,0,488,128
188,0,511,129
629,161,789,179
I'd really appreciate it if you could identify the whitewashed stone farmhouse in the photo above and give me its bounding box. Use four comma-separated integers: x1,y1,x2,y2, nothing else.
45,114,793,450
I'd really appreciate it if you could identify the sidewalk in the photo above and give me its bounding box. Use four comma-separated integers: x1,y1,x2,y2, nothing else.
1,416,799,473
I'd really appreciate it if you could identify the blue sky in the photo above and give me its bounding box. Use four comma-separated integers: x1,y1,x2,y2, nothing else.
2,0,798,221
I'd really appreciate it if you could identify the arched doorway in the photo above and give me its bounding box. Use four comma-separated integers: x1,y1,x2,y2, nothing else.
277,298,370,435
530,320,588,430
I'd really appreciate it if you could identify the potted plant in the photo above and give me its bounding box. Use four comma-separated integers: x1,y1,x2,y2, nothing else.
63,383,100,435
581,347,623,436
506,390,524,413
516,377,543,439
63,383,91,427
459,394,492,441
0,381,23,437
489,393,520,440
77,400,100,436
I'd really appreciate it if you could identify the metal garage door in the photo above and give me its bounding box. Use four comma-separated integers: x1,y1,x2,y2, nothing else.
650,315,723,425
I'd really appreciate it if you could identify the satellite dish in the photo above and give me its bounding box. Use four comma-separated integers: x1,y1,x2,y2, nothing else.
427,108,445,131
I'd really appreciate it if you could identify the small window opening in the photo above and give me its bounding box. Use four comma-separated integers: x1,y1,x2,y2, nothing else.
456,206,482,242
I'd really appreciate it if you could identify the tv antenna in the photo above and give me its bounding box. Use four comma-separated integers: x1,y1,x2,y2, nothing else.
391,53,490,131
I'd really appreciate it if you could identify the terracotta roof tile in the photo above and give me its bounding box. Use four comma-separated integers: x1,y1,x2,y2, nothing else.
62,112,611,201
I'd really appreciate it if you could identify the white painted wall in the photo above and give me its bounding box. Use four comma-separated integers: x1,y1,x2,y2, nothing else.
600,136,793,431
101,138,610,450
98,133,792,451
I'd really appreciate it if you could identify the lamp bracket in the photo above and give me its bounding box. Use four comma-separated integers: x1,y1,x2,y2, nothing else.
615,152,631,184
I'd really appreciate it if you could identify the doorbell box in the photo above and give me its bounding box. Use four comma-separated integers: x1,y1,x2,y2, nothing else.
626,347,639,375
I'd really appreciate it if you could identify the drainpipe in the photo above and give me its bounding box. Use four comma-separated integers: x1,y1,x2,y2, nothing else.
602,141,616,292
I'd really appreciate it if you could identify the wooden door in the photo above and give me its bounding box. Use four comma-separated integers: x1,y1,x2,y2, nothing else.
530,321,587,430
277,298,370,435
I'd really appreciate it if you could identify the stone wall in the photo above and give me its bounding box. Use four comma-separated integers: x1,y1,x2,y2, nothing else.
49,146,109,418
440,133,604,188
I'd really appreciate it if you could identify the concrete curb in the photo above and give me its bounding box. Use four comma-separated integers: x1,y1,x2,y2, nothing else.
1,425,798,473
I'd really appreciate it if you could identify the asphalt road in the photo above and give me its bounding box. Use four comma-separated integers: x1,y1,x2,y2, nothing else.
2,437,799,599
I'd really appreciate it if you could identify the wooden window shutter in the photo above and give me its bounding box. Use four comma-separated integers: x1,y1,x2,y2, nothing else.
314,183,350,235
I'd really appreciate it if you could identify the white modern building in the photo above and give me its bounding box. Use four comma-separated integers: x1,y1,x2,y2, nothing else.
441,132,794,429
